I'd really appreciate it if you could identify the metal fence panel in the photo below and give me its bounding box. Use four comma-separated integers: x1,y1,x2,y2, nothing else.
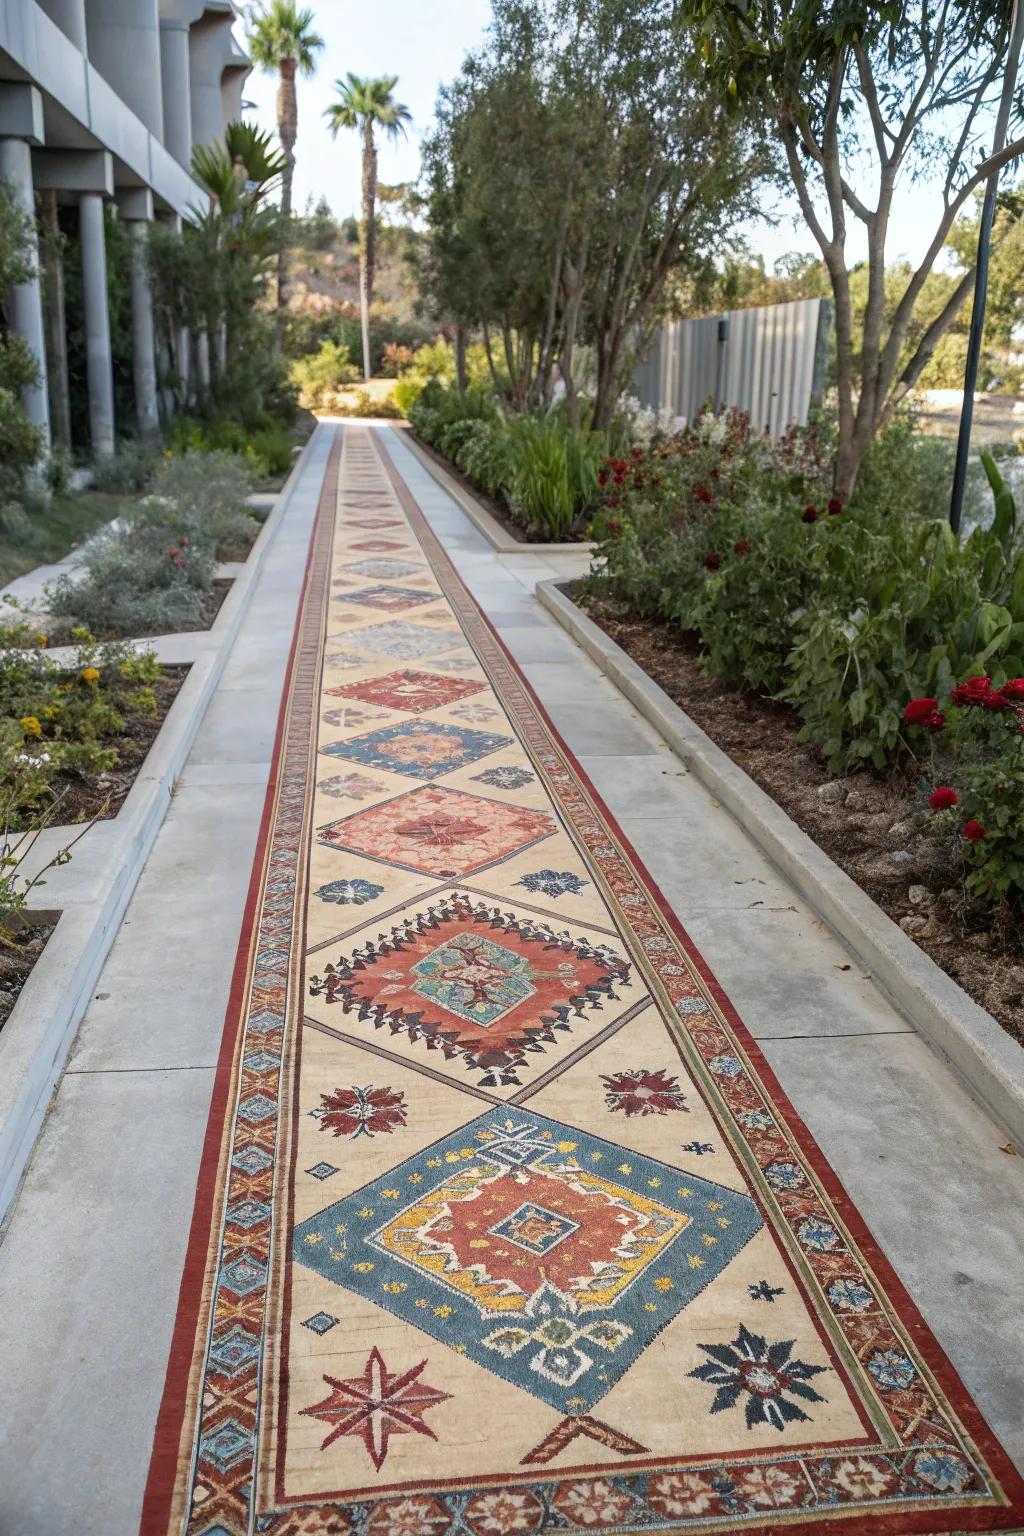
633,296,831,437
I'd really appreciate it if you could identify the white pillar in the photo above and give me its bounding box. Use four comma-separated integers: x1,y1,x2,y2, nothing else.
196,329,211,391
79,192,115,458
159,21,193,167
127,222,159,438
0,137,50,453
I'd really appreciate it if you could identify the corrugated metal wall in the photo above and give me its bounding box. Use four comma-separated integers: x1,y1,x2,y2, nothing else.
633,297,832,438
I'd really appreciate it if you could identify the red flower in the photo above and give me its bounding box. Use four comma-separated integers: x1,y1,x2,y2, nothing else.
929,786,958,811
605,518,622,541
319,1084,407,1139
802,504,819,523
922,710,945,732
694,484,713,504
903,696,939,726
951,675,994,708
827,497,843,515
734,538,751,555
704,551,721,571
598,469,608,487
962,820,987,844
631,445,644,461
1001,677,1024,702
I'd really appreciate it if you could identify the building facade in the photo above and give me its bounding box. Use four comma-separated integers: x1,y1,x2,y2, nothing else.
0,0,250,458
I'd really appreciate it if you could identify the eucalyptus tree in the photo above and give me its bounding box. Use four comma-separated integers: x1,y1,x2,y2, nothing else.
246,1,324,312
325,74,412,378
420,0,760,427
683,0,1024,498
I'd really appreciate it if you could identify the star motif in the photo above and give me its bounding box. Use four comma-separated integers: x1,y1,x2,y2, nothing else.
300,1346,451,1469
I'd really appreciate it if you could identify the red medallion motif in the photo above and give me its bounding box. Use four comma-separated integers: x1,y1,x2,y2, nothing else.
327,668,486,714
300,1348,450,1468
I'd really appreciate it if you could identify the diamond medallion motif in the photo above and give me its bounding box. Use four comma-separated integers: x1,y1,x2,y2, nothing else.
316,785,556,878
320,720,513,780
308,892,630,1086
293,1111,763,1413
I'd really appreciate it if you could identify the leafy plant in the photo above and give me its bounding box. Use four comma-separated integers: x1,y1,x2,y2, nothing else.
290,339,359,407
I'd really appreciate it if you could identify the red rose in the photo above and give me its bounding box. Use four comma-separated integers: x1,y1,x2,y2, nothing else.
923,710,945,732
802,504,819,523
827,497,843,515
929,786,958,811
1000,677,1024,701
704,551,721,571
962,819,987,844
951,676,993,708
734,538,751,555
694,485,713,504
903,697,939,726
598,469,608,487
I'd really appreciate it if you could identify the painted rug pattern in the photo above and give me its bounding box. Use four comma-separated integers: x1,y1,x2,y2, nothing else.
142,427,1024,1536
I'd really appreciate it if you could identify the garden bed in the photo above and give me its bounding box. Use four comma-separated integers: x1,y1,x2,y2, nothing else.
0,914,57,1034
408,430,533,544
578,589,1024,1048
46,664,189,822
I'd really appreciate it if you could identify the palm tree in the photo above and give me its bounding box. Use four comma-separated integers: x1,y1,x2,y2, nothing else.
246,2,323,312
324,74,411,379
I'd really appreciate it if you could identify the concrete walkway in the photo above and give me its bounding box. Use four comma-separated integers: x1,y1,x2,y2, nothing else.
0,421,1021,1534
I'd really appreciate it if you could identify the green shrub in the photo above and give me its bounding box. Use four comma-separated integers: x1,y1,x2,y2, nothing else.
145,450,258,558
290,339,359,408
89,439,159,494
504,415,604,539
48,522,215,637
393,377,426,417
244,426,293,477
327,389,403,419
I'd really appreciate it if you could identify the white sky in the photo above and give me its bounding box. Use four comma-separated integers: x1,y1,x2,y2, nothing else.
240,1,977,275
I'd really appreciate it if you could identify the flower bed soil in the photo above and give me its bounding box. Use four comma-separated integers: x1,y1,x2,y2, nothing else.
46,664,189,823
578,589,1024,1049
0,914,57,1033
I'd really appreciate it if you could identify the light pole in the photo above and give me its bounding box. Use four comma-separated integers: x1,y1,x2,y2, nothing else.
949,0,1024,534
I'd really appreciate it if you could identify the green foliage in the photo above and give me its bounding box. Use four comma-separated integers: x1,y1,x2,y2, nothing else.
0,182,43,492
147,450,259,556
393,377,426,417
290,339,359,407
88,439,160,494
411,381,606,538
326,389,403,419
168,414,292,478
0,631,165,826
587,409,1024,792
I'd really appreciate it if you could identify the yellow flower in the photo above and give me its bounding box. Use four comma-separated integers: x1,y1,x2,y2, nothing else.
37,634,47,648
20,716,42,738
80,667,100,686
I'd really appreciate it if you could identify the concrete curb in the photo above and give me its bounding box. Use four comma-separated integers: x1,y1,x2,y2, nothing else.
390,424,597,557
537,577,1024,1145
0,424,326,1224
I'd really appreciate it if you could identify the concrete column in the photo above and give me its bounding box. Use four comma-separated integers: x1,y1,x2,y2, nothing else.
39,190,72,450
36,0,88,50
79,193,115,458
159,21,192,166
0,136,50,453
85,0,164,141
123,200,159,438
195,328,211,392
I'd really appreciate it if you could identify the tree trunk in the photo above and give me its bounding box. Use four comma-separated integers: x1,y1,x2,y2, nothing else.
359,119,377,380
455,324,467,396
482,321,501,391
276,56,297,317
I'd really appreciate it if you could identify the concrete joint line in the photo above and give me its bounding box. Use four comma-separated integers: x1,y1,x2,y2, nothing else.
0,426,328,1228
537,577,1024,1145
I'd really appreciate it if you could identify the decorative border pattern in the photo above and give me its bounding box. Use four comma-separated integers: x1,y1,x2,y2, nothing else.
139,427,1024,1536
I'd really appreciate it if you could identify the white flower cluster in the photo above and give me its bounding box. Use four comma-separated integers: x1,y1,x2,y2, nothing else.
696,410,730,447
617,393,685,447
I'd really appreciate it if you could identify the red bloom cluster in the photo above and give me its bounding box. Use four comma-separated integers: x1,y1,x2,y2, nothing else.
704,551,721,571
928,786,958,811
827,497,843,516
963,820,987,844
802,504,819,523
903,696,944,732
733,538,751,556
694,484,714,505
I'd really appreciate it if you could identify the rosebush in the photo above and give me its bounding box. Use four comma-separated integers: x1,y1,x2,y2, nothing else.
907,674,1024,904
